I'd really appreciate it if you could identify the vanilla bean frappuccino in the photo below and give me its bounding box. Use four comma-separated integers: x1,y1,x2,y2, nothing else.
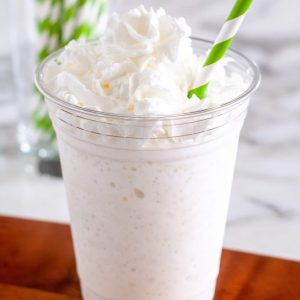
35,6,260,300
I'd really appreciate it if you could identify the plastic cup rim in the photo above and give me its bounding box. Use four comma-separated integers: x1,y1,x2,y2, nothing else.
35,37,261,121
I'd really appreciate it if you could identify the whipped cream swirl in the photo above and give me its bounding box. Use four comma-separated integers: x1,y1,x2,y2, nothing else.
43,5,247,115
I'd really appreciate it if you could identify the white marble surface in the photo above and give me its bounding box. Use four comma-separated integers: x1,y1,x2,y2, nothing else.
0,0,300,261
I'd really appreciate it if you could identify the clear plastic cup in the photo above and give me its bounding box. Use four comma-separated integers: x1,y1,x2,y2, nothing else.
35,38,260,300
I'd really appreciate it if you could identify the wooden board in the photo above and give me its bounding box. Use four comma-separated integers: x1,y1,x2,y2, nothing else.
0,216,299,299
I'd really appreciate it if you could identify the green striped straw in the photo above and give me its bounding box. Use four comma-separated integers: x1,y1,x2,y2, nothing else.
36,0,63,63
188,0,253,100
33,0,108,139
62,0,108,43
34,0,63,139
62,0,78,43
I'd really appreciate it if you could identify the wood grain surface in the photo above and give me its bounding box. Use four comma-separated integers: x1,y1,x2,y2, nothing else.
0,216,80,298
215,250,300,300
0,215,300,300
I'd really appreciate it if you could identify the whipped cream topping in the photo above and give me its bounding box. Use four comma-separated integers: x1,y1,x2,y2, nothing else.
43,5,247,116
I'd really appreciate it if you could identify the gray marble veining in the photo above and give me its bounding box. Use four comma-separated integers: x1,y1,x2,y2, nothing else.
0,0,299,260
115,0,300,259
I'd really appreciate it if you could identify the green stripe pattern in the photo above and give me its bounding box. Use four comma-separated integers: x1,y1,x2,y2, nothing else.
62,0,108,43
34,0,108,138
227,0,253,21
188,0,253,100
36,0,108,62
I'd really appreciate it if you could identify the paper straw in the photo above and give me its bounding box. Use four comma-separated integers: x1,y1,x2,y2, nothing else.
33,0,108,138
34,0,63,138
94,0,109,37
75,0,96,39
188,0,253,100
62,0,108,42
62,0,78,43
35,0,63,62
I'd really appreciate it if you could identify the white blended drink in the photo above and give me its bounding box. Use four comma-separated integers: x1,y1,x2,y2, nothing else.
36,6,260,300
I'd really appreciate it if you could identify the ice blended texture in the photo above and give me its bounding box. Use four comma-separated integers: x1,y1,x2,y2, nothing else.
37,5,257,300
43,5,247,116
60,135,242,300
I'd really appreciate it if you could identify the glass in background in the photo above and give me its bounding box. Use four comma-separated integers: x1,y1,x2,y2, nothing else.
9,0,110,177
0,0,18,154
